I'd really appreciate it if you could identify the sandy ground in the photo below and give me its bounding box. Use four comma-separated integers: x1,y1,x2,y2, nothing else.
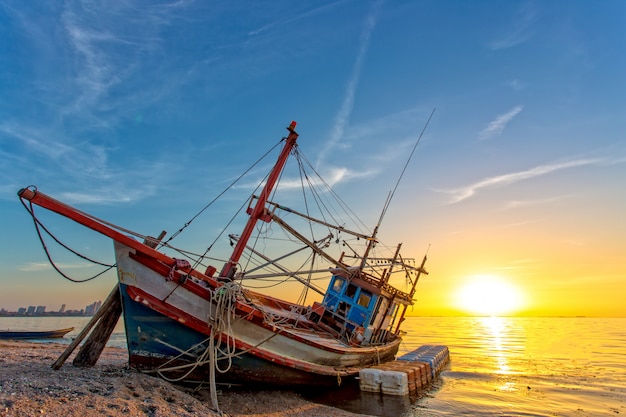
0,340,373,417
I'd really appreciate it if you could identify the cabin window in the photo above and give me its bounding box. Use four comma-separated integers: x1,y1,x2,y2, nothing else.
357,290,372,308
324,294,339,310
345,283,358,299
331,277,345,293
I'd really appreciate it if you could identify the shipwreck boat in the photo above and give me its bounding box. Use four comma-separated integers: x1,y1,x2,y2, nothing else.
18,121,428,387
0,327,74,340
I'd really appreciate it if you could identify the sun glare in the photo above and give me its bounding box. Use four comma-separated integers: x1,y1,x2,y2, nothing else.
455,275,524,316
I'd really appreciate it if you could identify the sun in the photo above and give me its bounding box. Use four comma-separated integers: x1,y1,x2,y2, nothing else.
454,275,525,316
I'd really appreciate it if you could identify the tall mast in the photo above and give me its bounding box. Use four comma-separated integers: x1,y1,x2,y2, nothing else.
220,121,299,280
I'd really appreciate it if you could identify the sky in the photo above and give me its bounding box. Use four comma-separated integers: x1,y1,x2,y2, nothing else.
1,0,625,317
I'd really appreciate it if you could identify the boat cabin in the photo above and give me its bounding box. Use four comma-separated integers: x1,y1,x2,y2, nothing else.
310,269,410,346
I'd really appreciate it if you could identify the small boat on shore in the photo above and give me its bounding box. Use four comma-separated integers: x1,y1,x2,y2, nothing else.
0,327,74,340
18,121,429,388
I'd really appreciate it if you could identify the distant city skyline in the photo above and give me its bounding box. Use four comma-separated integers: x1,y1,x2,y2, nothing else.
0,300,102,317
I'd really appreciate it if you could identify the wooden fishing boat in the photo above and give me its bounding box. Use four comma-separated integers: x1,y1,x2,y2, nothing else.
0,327,74,340
18,121,428,387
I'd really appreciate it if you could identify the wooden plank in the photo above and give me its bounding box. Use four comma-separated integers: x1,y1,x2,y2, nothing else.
73,285,123,367
51,284,120,370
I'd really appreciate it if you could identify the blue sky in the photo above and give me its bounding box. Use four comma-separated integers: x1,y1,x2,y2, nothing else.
1,1,625,316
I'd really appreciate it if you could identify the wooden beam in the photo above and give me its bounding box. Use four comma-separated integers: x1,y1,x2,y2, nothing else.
73,284,123,367
51,284,121,370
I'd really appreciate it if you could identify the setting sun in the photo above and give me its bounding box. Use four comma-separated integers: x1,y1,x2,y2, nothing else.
454,275,525,316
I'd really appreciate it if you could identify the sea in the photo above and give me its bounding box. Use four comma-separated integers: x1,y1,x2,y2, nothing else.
1,315,624,416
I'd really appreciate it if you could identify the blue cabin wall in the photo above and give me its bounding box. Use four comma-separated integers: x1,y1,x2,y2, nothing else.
322,275,377,327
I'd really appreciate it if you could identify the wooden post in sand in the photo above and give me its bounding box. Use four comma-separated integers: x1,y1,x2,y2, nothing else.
72,285,123,367
52,232,165,369
52,283,122,370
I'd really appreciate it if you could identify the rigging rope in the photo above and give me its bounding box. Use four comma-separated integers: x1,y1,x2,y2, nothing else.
161,139,283,251
20,198,115,283
192,151,276,274
296,149,371,234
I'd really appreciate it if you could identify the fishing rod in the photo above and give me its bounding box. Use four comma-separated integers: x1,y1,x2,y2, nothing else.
380,107,436,225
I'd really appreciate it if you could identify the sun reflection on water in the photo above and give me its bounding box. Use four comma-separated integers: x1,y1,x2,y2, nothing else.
481,316,512,376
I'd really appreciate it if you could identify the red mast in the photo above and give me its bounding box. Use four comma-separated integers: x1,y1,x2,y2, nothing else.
219,121,299,280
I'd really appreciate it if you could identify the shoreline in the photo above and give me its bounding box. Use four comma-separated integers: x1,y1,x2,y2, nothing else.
0,340,371,417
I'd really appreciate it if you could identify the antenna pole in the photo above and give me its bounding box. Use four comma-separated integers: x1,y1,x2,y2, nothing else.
359,109,436,272
410,246,430,297
379,108,436,225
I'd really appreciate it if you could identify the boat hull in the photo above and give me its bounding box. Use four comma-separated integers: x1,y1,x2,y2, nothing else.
115,242,400,386
121,292,354,386
0,327,74,340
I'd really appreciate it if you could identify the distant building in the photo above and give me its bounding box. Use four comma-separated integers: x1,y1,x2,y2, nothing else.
27,306,36,315
35,306,46,314
18,307,26,315
59,304,66,313
85,302,97,316
83,300,103,316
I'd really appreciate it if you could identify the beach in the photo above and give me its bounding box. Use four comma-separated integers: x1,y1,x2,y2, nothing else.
0,340,369,417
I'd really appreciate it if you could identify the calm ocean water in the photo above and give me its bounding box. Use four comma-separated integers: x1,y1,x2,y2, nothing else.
0,316,127,348
2,316,624,416
399,316,626,417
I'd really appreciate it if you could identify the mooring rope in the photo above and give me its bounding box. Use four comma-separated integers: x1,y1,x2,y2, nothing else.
208,282,241,371
160,281,241,413
151,278,291,412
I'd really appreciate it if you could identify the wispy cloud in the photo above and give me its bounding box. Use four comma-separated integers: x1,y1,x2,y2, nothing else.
59,184,158,205
479,105,523,140
502,194,573,210
280,167,377,190
490,258,539,272
506,79,525,91
0,120,170,204
487,4,537,50
19,262,95,272
503,193,576,210
316,0,384,169
57,2,198,128
438,158,604,204
0,2,196,203
62,10,119,109
248,1,348,36
0,122,110,178
236,166,377,193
